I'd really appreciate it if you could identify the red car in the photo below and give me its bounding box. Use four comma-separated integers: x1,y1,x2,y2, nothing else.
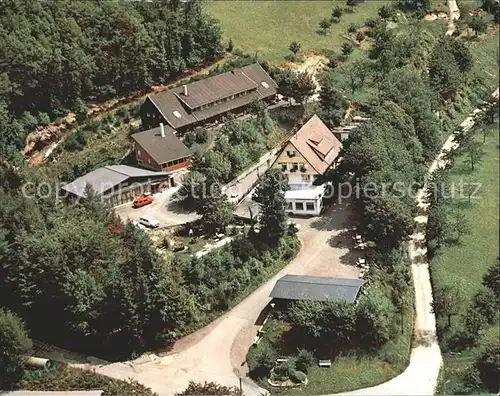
133,193,153,208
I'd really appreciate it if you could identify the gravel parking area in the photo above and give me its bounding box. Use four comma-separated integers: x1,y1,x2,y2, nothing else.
113,186,200,228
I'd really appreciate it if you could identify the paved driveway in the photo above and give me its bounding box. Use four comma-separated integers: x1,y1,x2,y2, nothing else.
76,201,360,396
113,186,200,228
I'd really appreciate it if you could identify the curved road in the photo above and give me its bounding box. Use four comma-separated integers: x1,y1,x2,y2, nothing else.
72,201,360,396
72,88,497,395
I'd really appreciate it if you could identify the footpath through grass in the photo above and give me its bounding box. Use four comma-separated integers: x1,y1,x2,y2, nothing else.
431,124,499,394
205,0,392,63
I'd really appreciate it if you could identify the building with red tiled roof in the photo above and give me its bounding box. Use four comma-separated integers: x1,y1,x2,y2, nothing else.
273,114,342,186
271,115,343,216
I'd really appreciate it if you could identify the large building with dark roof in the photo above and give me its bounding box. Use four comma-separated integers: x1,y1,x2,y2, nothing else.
131,123,193,173
139,63,277,133
269,275,365,304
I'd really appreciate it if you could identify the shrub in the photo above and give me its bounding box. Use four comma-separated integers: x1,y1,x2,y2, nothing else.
37,112,51,127
177,381,240,396
21,111,38,131
475,343,500,392
195,128,208,144
463,308,487,340
447,328,477,352
332,5,343,18
348,23,358,33
274,360,295,381
341,42,353,55
472,288,498,324
73,98,89,122
0,309,32,389
364,18,378,28
85,119,100,133
295,348,315,373
331,16,340,24
483,262,500,298
247,342,277,376
231,237,258,262
227,38,234,53
327,56,339,69
64,129,87,151
356,31,365,42
290,370,307,383
183,131,196,147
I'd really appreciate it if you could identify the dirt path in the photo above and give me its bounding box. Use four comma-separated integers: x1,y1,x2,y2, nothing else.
61,202,359,396
291,55,327,102
329,87,499,396
446,0,461,36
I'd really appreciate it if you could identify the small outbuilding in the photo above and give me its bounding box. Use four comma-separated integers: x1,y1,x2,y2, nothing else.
61,165,170,206
269,274,365,304
131,123,193,176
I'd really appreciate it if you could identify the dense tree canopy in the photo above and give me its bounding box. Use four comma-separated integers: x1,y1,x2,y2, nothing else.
253,168,290,244
341,101,423,248
0,309,32,389
0,0,223,162
0,168,198,359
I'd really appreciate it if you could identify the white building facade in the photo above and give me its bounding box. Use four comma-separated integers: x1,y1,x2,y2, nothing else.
272,115,343,217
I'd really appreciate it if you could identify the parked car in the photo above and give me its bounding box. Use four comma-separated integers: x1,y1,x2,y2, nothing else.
133,192,153,208
139,215,160,228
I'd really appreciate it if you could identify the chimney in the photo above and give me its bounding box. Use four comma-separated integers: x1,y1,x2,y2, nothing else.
183,84,188,96
160,123,165,138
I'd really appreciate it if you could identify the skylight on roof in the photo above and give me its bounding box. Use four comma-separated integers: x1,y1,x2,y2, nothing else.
261,81,269,89
173,111,182,118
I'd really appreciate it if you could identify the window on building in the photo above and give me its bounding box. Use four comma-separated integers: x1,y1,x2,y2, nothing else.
295,202,304,211
279,162,287,171
286,150,296,157
301,174,311,182
137,149,141,156
306,202,315,211
288,202,293,210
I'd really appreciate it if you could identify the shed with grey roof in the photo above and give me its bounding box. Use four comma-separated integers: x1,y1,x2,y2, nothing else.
269,275,365,303
61,165,170,206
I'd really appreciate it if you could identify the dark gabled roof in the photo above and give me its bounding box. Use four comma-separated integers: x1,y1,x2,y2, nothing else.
131,125,193,165
192,89,261,122
269,275,365,303
61,165,168,199
146,63,277,130
174,69,258,109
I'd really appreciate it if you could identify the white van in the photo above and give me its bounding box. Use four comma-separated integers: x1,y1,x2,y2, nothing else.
139,215,160,228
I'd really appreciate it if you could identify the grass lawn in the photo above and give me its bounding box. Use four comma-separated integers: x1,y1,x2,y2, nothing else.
431,126,499,302
47,118,134,181
249,307,412,395
469,30,500,89
430,123,499,394
284,359,399,395
205,0,393,63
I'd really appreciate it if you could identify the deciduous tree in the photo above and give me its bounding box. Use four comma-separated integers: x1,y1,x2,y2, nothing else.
253,168,289,244
0,309,32,389
432,284,464,327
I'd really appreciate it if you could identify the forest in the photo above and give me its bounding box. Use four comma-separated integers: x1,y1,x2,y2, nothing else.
0,0,223,163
